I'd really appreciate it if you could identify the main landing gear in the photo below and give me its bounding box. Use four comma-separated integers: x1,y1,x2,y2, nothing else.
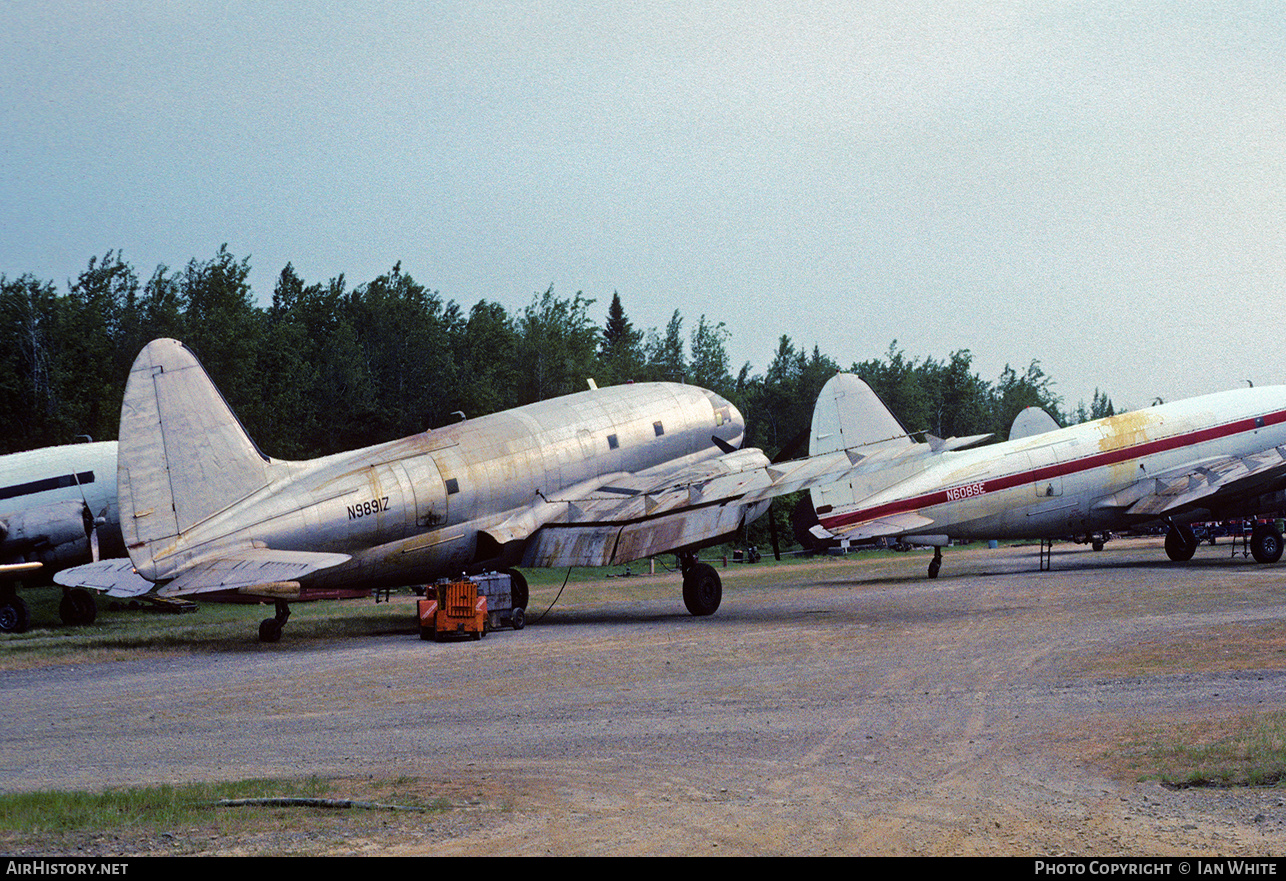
1250,524,1285,564
1164,521,1285,564
678,551,722,616
928,547,942,579
258,600,291,643
0,587,31,634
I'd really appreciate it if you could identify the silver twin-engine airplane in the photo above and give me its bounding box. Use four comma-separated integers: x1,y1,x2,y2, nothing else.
59,338,851,641
0,440,125,632
798,373,1286,577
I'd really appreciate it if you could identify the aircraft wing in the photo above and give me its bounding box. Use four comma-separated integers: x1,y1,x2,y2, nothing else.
56,549,352,598
507,438,973,567
496,445,856,567
1094,445,1286,518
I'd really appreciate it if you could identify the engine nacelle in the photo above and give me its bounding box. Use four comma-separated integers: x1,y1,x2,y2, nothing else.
1,499,94,574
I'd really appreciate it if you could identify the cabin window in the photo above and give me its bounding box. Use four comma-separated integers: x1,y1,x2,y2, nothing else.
653,421,664,437
444,478,459,495
607,434,619,450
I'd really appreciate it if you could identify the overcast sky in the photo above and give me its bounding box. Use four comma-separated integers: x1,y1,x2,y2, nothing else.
3,1,1283,416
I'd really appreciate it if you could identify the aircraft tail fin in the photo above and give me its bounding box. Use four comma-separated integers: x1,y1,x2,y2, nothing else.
809,373,913,457
118,339,270,577
1009,406,1060,440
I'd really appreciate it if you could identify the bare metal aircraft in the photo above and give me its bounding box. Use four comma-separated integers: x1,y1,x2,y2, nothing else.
795,373,1286,577
59,339,847,640
0,441,125,632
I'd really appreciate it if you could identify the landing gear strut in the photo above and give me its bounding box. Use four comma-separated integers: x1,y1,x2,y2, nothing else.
679,551,722,616
258,600,291,643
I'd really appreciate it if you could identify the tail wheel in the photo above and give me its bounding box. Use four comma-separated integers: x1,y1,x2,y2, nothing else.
682,563,722,616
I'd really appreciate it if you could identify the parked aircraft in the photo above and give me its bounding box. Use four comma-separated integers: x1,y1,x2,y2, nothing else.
795,374,1286,577
58,339,852,641
1,441,124,632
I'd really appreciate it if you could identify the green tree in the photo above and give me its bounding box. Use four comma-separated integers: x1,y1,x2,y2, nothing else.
515,287,599,403
179,245,262,426
598,291,644,386
688,315,732,397
642,310,686,383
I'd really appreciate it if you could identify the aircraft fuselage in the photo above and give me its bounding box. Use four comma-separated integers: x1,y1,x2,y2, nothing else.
145,382,745,594
816,386,1286,543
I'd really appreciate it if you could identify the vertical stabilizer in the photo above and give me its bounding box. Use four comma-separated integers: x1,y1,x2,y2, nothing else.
803,374,916,536
809,374,912,456
118,339,269,576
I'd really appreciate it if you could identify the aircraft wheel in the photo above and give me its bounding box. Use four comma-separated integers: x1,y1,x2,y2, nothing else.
59,588,98,626
1251,526,1285,564
258,618,283,643
928,558,941,578
1092,540,1104,552
1164,525,1198,562
0,594,31,634
682,563,722,616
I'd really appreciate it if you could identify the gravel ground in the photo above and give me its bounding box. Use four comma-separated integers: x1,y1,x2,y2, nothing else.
4,536,1286,856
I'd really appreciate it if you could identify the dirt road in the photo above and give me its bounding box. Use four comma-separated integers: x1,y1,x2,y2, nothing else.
5,537,1286,855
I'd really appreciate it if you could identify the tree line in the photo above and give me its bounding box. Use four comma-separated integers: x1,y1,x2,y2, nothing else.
1,247,1115,461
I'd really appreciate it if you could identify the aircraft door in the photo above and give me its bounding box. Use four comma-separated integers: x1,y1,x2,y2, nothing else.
1026,445,1063,499
396,453,449,533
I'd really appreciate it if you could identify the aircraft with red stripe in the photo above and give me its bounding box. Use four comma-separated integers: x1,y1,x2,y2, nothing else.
796,374,1286,577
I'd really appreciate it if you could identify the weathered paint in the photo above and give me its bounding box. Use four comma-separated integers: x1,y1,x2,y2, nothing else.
109,339,749,598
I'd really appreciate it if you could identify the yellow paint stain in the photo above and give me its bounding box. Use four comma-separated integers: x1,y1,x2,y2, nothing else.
1096,410,1156,454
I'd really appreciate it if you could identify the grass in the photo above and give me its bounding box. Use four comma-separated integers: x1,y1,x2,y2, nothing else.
0,777,339,835
0,775,459,854
1119,711,1286,788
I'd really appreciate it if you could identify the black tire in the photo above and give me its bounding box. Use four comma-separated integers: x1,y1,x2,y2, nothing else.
928,558,941,578
682,563,722,616
0,595,31,634
1251,526,1285,564
511,607,525,631
258,618,282,643
1164,525,1197,562
59,588,97,626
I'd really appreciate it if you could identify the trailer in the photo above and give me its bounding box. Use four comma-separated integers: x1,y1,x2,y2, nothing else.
417,571,526,641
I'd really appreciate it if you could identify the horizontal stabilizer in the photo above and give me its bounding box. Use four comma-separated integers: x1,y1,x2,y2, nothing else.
54,559,154,598
827,511,935,540
156,549,352,596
